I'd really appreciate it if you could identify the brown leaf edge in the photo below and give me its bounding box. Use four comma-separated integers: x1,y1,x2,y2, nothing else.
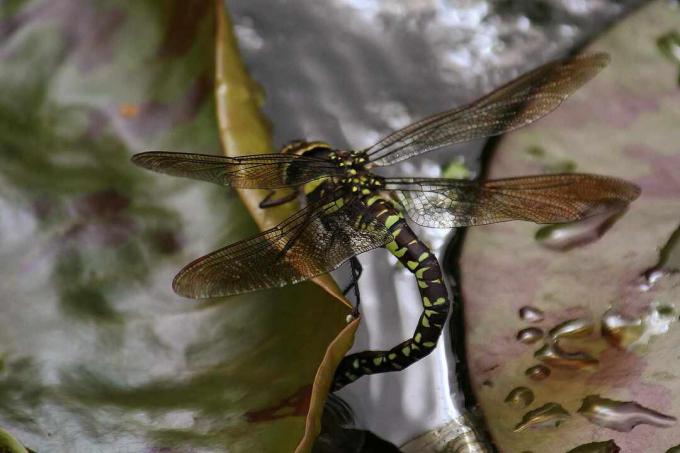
214,1,358,451
295,318,361,453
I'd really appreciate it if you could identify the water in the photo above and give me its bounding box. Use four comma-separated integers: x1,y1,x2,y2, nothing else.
534,342,598,369
516,327,543,344
601,304,677,350
525,364,551,380
577,395,677,432
519,306,545,323
548,318,594,340
504,387,534,409
638,224,680,291
514,402,570,432
535,202,628,252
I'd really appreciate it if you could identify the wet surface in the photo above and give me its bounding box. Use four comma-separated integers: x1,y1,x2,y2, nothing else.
639,224,680,291
519,306,545,323
514,402,570,432
577,394,677,432
504,387,534,409
525,365,551,381
548,318,595,340
534,342,599,369
516,327,543,344
602,304,677,350
459,1,680,450
535,202,629,252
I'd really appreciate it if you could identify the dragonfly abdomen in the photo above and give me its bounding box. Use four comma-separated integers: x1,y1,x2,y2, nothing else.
332,196,451,390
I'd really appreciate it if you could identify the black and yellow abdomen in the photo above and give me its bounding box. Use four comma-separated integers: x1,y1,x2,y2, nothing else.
332,195,451,390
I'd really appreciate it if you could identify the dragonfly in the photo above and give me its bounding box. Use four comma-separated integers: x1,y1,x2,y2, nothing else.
132,52,640,391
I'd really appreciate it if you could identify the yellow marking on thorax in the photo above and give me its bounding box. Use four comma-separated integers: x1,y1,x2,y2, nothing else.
303,178,326,196
366,195,381,206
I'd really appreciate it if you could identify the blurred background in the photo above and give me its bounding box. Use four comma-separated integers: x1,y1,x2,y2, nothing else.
1,0,679,452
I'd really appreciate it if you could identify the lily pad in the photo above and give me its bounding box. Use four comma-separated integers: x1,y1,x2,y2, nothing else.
460,1,680,451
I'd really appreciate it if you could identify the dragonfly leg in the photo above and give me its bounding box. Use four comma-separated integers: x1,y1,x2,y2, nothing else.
259,189,298,209
341,256,363,317
332,199,451,391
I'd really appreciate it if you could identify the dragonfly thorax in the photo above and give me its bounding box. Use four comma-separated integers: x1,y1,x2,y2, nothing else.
329,150,383,195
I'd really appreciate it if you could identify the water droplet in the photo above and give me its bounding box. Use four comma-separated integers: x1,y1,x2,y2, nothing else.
519,306,544,323
525,364,551,380
514,402,570,432
566,440,620,453
504,387,534,408
639,224,680,290
577,395,677,431
534,342,598,369
517,327,543,344
602,304,676,350
535,201,628,251
639,268,668,291
601,308,643,348
548,318,594,340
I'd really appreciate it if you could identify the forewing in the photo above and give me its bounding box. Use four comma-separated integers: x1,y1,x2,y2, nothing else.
173,196,393,298
386,174,640,228
132,151,342,189
366,53,610,166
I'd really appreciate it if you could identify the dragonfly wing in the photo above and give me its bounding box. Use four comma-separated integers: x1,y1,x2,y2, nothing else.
385,174,640,228
366,53,610,167
173,196,392,299
132,152,342,189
